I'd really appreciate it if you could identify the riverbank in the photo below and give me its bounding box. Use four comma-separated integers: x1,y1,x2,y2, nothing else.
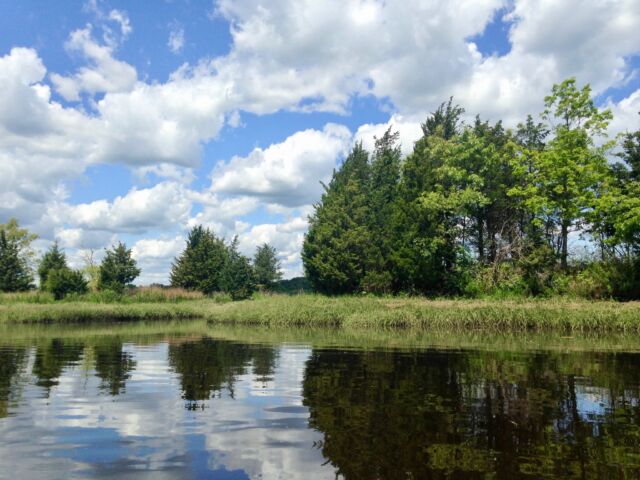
2,294,640,332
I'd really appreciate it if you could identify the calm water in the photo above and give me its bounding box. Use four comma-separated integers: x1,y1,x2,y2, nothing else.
1,329,640,479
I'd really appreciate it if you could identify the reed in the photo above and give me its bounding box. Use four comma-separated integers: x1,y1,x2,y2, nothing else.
1,293,640,333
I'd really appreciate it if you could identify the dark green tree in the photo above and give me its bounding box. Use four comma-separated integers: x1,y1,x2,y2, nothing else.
38,242,67,288
98,242,140,292
0,230,33,292
364,127,402,292
390,100,469,293
220,237,255,300
45,267,88,300
170,225,228,294
303,143,373,294
253,243,282,290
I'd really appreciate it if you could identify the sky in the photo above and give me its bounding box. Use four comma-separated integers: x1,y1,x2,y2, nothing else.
1,0,639,284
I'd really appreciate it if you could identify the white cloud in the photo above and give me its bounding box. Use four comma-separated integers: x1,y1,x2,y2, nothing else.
354,115,423,156
211,124,351,207
236,216,309,278
168,26,185,54
51,26,137,101
608,89,640,139
61,182,192,234
2,0,640,283
131,236,185,284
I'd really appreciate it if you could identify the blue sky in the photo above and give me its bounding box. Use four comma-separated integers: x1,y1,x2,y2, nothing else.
1,0,639,283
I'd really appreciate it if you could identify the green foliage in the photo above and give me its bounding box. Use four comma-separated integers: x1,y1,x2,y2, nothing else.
0,218,38,269
274,276,313,294
220,238,255,301
45,268,88,300
98,242,140,293
303,143,374,294
170,225,228,294
0,230,34,292
38,243,67,288
253,243,282,290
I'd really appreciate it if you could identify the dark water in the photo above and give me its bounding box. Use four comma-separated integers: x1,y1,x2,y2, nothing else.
1,332,640,479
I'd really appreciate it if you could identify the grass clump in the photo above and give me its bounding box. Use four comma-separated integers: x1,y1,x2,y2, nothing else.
1,293,640,333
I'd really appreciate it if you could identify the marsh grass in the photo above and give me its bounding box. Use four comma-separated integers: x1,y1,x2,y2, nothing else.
3,319,640,353
0,287,228,305
1,293,640,332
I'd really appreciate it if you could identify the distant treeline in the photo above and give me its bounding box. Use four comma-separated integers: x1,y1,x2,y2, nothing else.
303,78,640,299
0,221,284,301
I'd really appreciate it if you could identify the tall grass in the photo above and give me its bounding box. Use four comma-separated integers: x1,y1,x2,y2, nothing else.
0,287,229,305
203,294,640,332
1,293,640,333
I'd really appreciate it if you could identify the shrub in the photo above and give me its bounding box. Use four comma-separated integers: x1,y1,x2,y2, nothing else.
45,268,88,300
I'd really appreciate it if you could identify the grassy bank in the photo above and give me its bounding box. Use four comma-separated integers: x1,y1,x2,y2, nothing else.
2,293,640,332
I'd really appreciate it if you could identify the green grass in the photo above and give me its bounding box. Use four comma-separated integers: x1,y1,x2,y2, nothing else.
1,293,640,333
3,319,640,353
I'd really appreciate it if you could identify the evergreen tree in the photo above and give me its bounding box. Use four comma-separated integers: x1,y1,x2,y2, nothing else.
364,127,402,292
220,237,255,300
45,267,88,300
303,143,373,294
390,100,468,293
0,230,33,292
170,225,228,294
38,242,67,288
253,243,282,290
98,242,140,292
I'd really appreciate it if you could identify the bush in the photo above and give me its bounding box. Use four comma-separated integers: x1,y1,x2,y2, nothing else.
464,263,527,298
45,268,88,300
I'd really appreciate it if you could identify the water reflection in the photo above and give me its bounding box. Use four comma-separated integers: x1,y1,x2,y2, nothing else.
168,337,278,409
0,332,638,479
303,349,640,478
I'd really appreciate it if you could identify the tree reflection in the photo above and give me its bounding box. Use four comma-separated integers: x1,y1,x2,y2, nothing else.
93,341,136,396
32,339,84,395
302,349,640,479
168,337,277,409
0,347,27,418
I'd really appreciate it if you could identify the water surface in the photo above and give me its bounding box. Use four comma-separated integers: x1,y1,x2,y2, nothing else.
1,324,639,479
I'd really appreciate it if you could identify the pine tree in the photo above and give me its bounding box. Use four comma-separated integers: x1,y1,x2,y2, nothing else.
390,100,467,293
220,237,255,300
38,242,67,288
170,226,228,294
364,127,401,292
253,243,282,290
0,230,33,292
98,242,140,292
302,143,373,294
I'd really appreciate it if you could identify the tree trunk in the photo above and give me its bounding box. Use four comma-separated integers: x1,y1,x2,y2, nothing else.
561,220,569,270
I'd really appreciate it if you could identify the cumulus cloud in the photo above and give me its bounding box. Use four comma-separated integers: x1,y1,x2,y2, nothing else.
60,182,192,234
2,0,640,283
50,26,137,101
354,115,423,156
211,124,351,207
236,216,309,278
131,236,185,284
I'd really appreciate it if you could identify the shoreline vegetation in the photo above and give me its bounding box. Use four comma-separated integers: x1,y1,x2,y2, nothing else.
4,319,640,353
2,291,640,333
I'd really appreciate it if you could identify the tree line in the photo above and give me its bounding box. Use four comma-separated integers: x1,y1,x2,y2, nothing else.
0,220,282,300
303,78,640,299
